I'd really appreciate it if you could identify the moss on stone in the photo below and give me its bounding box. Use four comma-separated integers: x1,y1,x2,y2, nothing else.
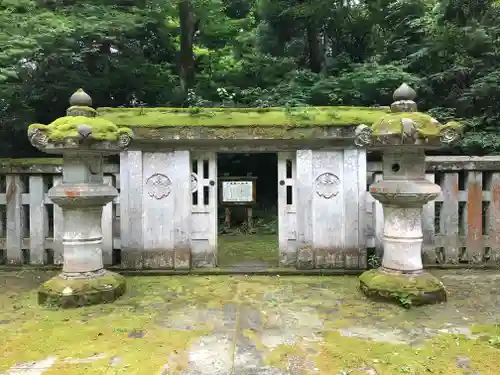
359,268,446,307
131,123,350,141
67,105,96,114
442,120,465,133
359,268,444,293
96,106,390,128
370,112,464,139
0,158,63,165
371,112,441,135
28,116,133,141
38,271,126,308
264,344,308,369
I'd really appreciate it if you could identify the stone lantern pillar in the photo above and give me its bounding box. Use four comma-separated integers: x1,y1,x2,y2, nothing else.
354,83,463,306
28,89,133,308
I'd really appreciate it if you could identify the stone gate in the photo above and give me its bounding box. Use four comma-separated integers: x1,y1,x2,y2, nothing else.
99,106,384,270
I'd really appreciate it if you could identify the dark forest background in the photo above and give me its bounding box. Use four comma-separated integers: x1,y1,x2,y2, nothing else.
2,0,500,156
2,0,500,231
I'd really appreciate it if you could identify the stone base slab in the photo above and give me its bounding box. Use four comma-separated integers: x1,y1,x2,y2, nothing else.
359,268,447,307
191,251,217,268
120,248,192,269
296,246,365,270
38,270,126,308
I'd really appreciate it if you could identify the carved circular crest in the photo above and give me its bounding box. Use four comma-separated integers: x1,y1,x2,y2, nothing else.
28,128,49,148
118,134,132,148
191,173,198,193
146,173,172,199
315,172,340,199
439,127,460,145
354,124,373,147
86,159,101,175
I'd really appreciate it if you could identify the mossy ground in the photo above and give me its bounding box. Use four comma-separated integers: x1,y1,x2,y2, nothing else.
218,234,278,266
1,269,500,374
96,106,390,127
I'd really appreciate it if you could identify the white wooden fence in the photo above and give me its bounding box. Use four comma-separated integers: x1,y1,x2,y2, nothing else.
0,160,120,266
1,156,499,268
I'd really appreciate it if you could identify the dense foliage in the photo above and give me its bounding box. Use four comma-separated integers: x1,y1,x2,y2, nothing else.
1,0,500,156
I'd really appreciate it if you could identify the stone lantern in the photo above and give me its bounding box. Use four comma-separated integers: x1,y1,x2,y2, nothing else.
354,83,463,306
28,89,133,308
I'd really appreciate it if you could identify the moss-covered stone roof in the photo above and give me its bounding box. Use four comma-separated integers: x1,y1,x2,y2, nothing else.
96,106,390,128
28,116,133,141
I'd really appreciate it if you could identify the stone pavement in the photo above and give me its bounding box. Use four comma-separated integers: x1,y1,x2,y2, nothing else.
1,269,500,375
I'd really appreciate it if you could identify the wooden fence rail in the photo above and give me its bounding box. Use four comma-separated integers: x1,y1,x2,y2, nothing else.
1,156,499,268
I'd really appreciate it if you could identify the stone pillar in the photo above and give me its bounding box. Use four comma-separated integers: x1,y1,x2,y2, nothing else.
28,89,132,308
354,83,463,307
365,148,446,305
50,157,117,274
374,148,439,273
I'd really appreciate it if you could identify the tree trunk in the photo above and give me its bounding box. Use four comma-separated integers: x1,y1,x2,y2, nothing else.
297,0,322,73
306,23,322,73
179,0,196,95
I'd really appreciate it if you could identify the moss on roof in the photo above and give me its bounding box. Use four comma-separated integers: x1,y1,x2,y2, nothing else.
96,106,390,128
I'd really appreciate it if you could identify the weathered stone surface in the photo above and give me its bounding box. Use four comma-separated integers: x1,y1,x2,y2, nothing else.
393,83,416,101
183,335,234,375
456,356,471,369
158,306,238,332
345,367,378,375
64,353,106,364
227,260,270,272
128,329,146,338
109,356,123,366
6,356,57,375
38,270,126,308
296,246,314,269
69,88,92,107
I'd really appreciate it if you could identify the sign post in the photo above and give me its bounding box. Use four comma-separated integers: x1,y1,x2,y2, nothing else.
219,176,257,229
